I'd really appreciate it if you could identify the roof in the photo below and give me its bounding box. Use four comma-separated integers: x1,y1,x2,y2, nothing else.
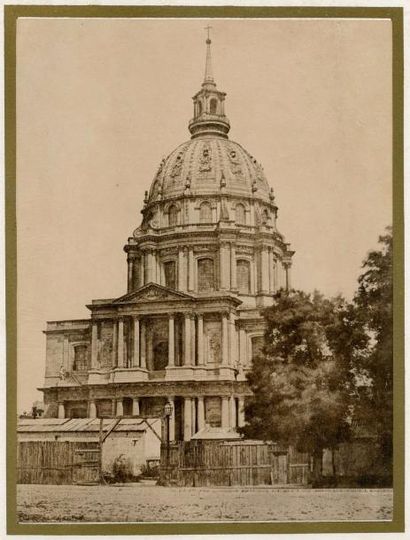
191,426,242,440
147,137,273,207
17,417,160,434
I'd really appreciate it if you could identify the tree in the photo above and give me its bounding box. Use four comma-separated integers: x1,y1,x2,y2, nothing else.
354,227,393,472
241,289,366,477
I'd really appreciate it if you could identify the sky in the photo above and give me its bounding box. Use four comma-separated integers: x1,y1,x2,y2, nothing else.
16,17,392,412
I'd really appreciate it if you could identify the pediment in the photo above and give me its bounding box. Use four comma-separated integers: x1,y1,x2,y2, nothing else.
113,283,195,304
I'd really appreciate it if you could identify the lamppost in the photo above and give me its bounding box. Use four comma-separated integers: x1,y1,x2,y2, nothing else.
164,401,173,469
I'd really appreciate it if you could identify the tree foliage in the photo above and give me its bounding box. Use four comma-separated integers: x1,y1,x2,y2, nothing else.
354,227,393,468
241,227,393,478
241,290,365,459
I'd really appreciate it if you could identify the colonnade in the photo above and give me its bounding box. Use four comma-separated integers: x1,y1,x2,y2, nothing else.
127,244,290,295
81,395,246,441
91,311,240,371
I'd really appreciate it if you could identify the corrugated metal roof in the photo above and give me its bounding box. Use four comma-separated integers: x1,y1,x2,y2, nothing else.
191,427,241,440
17,418,160,434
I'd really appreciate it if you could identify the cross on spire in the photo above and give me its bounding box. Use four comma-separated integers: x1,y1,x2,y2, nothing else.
203,26,214,84
205,25,212,43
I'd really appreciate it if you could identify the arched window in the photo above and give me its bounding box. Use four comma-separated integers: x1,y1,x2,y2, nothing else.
235,203,246,225
168,204,178,226
199,201,212,223
210,98,218,114
198,258,215,292
237,259,251,294
164,261,176,289
197,101,202,115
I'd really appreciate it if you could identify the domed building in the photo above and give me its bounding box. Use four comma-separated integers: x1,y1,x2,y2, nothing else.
40,36,294,442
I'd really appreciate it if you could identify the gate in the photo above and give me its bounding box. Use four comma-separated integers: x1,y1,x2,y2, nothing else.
72,446,101,484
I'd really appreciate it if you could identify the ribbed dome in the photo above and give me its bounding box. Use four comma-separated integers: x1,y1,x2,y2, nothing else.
148,137,272,204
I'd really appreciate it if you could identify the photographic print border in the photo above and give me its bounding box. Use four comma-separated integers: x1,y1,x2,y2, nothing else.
5,4,404,535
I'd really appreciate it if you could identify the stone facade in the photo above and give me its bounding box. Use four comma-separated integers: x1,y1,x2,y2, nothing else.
40,36,294,442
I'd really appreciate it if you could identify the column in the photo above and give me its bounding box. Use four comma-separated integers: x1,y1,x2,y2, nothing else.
238,397,245,427
197,397,205,431
184,397,192,441
191,398,197,436
184,314,191,366
191,316,196,366
155,252,161,284
132,317,140,368
219,243,229,289
168,397,175,441
91,321,99,369
274,259,279,292
221,397,229,428
260,246,269,293
116,399,123,417
230,243,237,290
132,397,140,416
285,263,292,290
197,314,204,365
188,248,194,291
57,402,65,419
221,313,229,365
111,398,116,416
146,250,154,283
229,312,237,366
178,248,186,291
117,318,124,368
111,321,117,367
160,261,165,286
239,327,247,367
140,253,145,287
168,315,175,367
147,327,153,371
89,400,97,419
268,248,274,293
229,396,236,428
140,320,146,369
127,255,134,292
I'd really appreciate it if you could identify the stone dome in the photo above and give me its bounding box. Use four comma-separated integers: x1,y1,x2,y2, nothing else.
147,137,273,205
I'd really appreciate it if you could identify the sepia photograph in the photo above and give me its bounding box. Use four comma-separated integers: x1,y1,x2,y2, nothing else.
6,6,403,535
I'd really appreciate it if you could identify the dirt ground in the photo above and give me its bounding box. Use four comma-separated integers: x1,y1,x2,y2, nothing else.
17,483,392,523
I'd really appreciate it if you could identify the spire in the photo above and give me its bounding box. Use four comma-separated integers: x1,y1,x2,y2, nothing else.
203,26,215,86
188,30,230,139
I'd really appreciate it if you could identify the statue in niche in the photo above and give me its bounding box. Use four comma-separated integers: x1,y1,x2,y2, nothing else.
228,148,243,177
208,336,221,364
199,144,212,173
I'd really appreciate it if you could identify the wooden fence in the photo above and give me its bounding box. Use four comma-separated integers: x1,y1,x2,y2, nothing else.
17,441,100,485
160,440,311,487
